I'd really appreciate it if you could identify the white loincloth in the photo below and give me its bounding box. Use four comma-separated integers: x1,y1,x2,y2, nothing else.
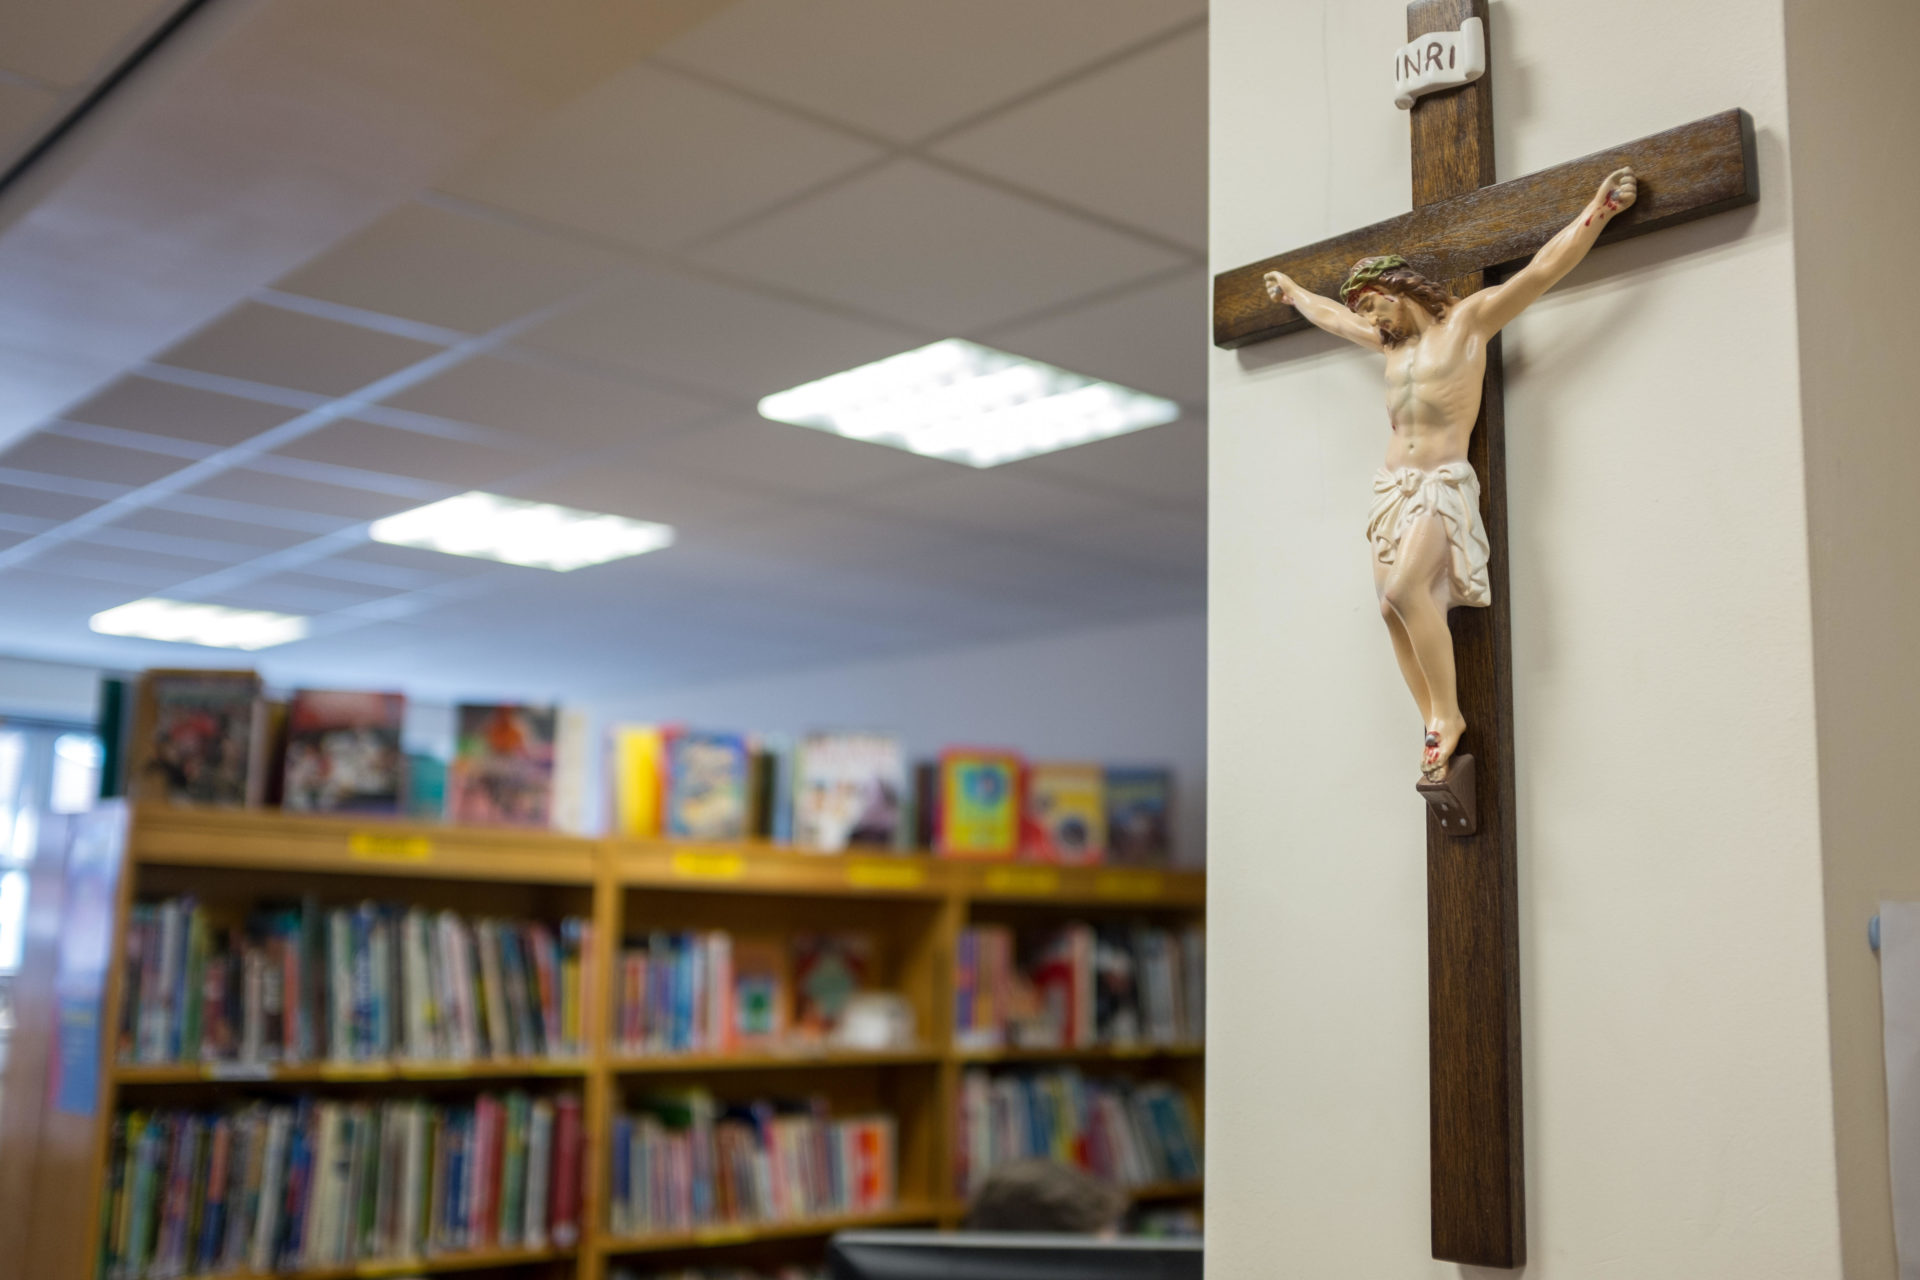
1368,462,1491,607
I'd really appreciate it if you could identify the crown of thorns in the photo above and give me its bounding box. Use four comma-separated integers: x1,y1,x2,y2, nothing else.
1339,255,1410,308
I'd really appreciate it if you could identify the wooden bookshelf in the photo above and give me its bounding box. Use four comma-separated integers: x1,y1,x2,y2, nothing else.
24,805,1204,1280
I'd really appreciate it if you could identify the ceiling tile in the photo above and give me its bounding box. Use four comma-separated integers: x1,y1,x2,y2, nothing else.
513,460,775,533
852,467,1123,533
985,270,1207,405
180,470,420,523
1043,506,1207,576
439,63,881,252
326,541,505,584
153,301,445,397
517,263,918,404
270,418,531,489
102,506,317,553
931,27,1206,250
0,0,175,87
32,544,230,591
691,160,1184,331
207,572,402,616
642,414,952,498
659,0,1207,143
1008,414,1206,509
382,354,720,453
0,80,61,167
274,202,627,334
0,482,101,523
57,374,301,447
0,432,187,487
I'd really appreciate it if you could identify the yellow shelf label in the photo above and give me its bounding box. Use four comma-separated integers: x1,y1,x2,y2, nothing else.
985,866,1060,896
672,851,746,881
358,1260,436,1278
349,832,433,862
1095,870,1164,900
693,1225,754,1245
318,1062,387,1079
847,859,927,890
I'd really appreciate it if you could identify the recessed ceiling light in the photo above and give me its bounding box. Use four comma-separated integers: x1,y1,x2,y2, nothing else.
368,491,676,571
90,598,310,650
757,338,1181,468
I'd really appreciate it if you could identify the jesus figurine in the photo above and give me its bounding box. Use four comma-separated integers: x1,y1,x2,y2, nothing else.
1265,166,1637,783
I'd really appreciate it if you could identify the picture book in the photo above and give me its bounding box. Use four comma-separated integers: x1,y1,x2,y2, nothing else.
130,670,262,806
1021,762,1107,865
280,691,405,814
1104,767,1173,866
405,754,446,820
608,724,664,838
729,935,789,1050
447,703,557,827
664,730,751,840
935,749,1022,858
790,933,874,1040
793,732,905,852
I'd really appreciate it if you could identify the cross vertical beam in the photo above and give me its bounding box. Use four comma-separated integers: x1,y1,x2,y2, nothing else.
1406,0,1524,1267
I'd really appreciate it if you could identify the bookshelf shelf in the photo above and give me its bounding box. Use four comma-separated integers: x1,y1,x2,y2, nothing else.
594,1203,947,1255
606,1047,941,1074
29,806,1203,1280
113,1057,594,1086
168,1243,578,1280
1126,1179,1207,1203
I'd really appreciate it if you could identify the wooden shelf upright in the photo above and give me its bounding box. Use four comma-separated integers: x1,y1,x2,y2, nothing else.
19,807,1204,1280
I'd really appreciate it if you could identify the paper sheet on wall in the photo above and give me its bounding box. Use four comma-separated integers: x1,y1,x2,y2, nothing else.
1881,901,1920,1279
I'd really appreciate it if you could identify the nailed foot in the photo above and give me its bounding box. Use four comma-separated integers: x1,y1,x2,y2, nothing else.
1421,716,1466,782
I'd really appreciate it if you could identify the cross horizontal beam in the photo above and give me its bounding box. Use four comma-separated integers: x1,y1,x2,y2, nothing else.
1212,108,1756,349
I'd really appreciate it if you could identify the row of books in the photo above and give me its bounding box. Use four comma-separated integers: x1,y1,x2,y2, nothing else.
614,727,1175,865
956,923,1205,1051
616,931,875,1056
115,671,1179,864
98,1092,584,1279
609,1093,897,1237
955,1070,1202,1196
120,895,594,1065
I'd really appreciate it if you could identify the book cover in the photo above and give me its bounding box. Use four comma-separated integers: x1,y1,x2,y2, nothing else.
729,935,790,1051
131,670,262,806
282,691,405,814
794,732,906,853
448,704,557,828
608,725,664,838
664,730,751,841
404,754,446,821
1104,767,1173,866
790,933,873,1041
935,749,1022,858
1021,762,1108,865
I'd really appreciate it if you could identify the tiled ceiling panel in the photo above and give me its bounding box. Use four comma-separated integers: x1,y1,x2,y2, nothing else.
930,27,1207,250
0,482,100,524
517,263,917,404
985,270,1208,406
1044,507,1208,575
658,0,1206,142
1009,414,1208,510
0,79,62,165
851,468,1124,534
180,470,419,523
0,432,186,487
382,354,720,452
274,203,627,334
153,302,446,398
270,419,531,489
57,375,301,448
642,415,952,498
693,160,1184,332
514,460,774,533
101,506,318,553
438,63,883,253
34,543,231,590
0,0,178,87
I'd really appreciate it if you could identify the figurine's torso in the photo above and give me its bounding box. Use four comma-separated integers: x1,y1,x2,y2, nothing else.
1382,313,1486,472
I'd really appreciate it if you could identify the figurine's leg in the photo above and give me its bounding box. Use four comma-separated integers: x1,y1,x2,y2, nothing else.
1382,515,1464,776
1374,559,1433,726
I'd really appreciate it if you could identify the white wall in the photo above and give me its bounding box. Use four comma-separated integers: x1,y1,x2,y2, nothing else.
0,656,101,725
1783,0,1920,1274
1208,1,1846,1276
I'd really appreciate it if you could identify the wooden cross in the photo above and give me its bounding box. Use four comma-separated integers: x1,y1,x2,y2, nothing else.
1211,0,1757,1267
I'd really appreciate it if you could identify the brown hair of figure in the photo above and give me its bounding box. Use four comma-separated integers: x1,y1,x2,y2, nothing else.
962,1160,1128,1235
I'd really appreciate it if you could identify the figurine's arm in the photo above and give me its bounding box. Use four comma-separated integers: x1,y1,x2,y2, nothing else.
1459,167,1638,337
1264,270,1383,351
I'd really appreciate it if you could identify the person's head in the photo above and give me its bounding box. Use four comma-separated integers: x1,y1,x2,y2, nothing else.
963,1160,1128,1236
1340,254,1454,346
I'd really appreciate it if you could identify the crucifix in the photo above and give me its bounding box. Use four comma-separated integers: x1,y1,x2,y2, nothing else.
1212,0,1757,1267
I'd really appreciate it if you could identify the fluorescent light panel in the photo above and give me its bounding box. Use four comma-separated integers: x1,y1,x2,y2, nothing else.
90,599,309,650
369,491,675,571
757,339,1180,468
